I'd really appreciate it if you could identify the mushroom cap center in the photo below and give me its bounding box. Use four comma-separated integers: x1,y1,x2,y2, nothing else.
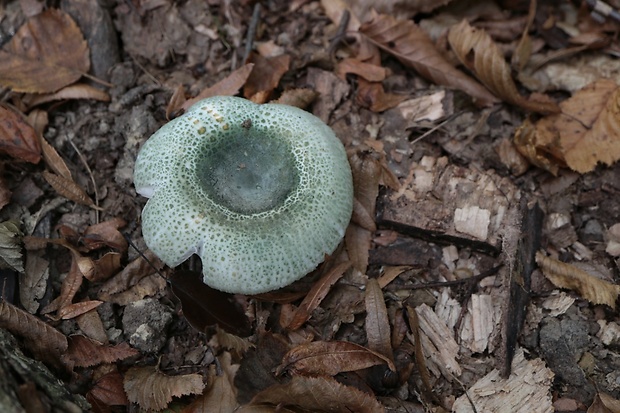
196,127,299,215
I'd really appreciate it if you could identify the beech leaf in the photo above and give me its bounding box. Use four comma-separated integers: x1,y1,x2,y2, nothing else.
365,278,394,362
0,221,24,272
0,9,90,93
448,20,558,114
359,13,499,107
67,335,139,367
536,251,620,309
123,366,205,412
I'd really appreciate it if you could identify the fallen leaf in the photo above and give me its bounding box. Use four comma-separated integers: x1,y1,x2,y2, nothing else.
0,105,42,164
58,300,103,320
41,247,86,315
87,371,129,407
448,20,558,114
91,252,122,283
183,63,254,110
0,298,68,369
98,250,163,297
0,9,90,93
42,170,102,210
166,85,186,120
536,251,620,308
271,88,318,109
244,53,290,103
0,221,24,272
124,366,205,412
39,133,72,179
336,58,389,82
184,352,239,413
66,335,139,367
276,340,396,376
365,278,394,362
75,308,109,344
250,375,385,413
589,392,620,413
286,261,351,330
83,218,128,252
20,252,49,313
23,83,110,107
360,13,499,107
213,325,254,356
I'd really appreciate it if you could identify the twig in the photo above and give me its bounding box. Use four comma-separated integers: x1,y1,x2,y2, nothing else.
66,134,100,224
241,3,261,66
387,264,503,291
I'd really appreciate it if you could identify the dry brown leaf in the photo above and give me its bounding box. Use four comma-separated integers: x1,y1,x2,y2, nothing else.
20,252,49,313
365,278,394,362
336,58,389,82
39,135,72,179
0,299,68,368
98,250,163,297
513,118,562,175
58,300,103,320
276,340,396,376
0,9,89,93
101,274,167,306
589,392,620,413
406,304,436,404
76,308,108,343
286,261,351,330
83,218,128,252
360,13,498,107
536,251,620,308
377,266,410,289
448,20,558,114
556,79,620,173
0,105,42,163
41,248,85,315
182,63,254,110
244,54,290,103
87,371,129,407
23,83,110,107
91,252,122,283
66,335,139,368
271,88,318,109
184,352,239,413
42,170,102,210
250,375,385,413
124,366,205,412
352,197,377,232
213,325,254,356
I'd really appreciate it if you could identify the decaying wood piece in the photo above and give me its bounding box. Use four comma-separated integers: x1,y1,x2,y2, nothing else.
452,348,554,413
377,156,521,255
501,201,543,377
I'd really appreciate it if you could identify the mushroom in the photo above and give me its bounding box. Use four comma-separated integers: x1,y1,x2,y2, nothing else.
134,96,353,294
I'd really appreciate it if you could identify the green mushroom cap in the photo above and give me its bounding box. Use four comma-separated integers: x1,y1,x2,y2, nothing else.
134,96,353,294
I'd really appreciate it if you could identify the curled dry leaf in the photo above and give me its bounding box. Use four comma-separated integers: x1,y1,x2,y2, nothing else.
336,58,389,82
359,13,499,107
0,9,90,93
87,371,129,407
286,261,351,331
58,300,103,320
365,278,394,362
123,366,205,412
41,247,88,315
185,352,239,413
276,340,396,376
448,20,558,114
0,105,42,164
244,53,291,103
250,375,385,413
536,251,620,309
83,218,128,252
555,79,620,173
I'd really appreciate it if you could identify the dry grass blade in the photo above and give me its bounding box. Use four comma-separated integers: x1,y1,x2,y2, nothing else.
359,13,499,107
536,251,620,308
42,170,103,210
0,9,89,93
448,20,558,114
124,366,205,412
